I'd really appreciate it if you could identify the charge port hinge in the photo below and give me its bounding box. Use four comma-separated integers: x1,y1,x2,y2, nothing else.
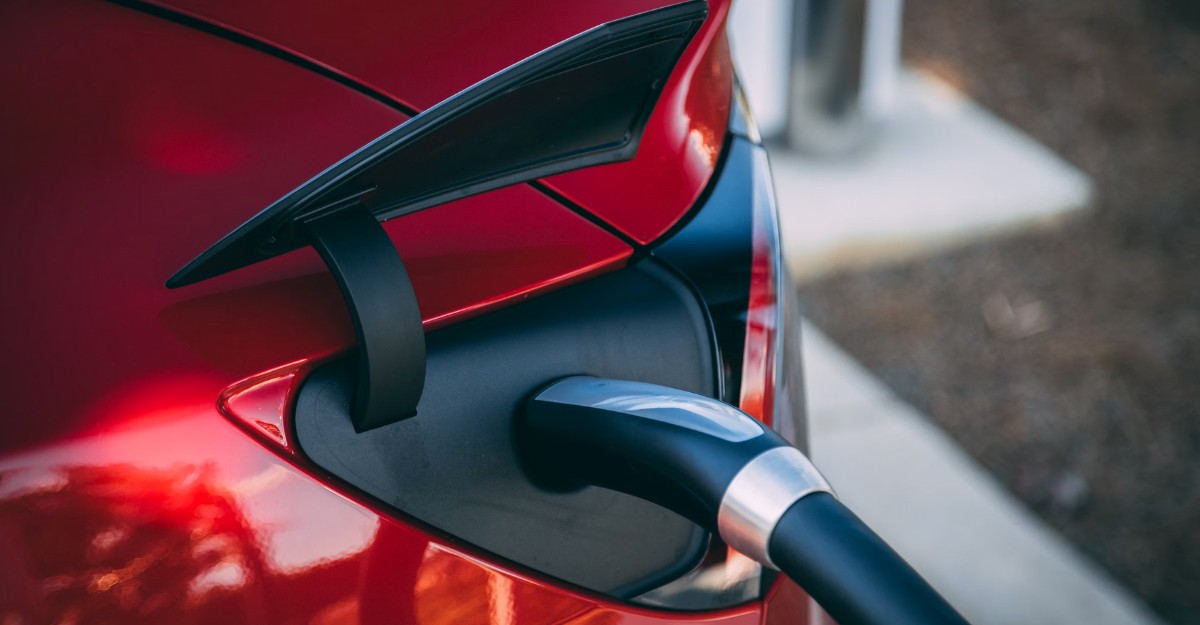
303,204,425,431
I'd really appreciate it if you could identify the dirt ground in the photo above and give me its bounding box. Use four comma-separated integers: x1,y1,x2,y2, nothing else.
796,1,1200,622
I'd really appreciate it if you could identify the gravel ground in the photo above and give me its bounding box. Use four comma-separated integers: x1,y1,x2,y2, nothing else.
796,1,1200,622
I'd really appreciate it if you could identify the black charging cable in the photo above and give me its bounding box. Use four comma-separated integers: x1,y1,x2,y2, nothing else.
520,376,968,625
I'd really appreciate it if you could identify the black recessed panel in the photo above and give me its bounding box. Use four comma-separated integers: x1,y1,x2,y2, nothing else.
293,261,717,596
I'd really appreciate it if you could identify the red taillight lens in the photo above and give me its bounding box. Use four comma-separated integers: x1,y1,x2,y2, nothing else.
738,147,805,447
738,145,778,424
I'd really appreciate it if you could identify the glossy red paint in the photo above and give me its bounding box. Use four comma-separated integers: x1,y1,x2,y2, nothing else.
764,578,833,625
142,0,682,112
0,0,630,453
543,3,735,243
219,360,316,453
138,0,734,244
0,401,772,625
0,2,803,624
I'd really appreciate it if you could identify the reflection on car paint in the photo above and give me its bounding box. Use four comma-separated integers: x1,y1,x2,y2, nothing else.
0,405,770,624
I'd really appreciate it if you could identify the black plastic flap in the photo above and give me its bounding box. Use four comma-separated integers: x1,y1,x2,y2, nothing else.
168,1,707,288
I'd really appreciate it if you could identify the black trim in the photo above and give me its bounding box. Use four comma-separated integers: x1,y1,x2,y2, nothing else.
107,0,421,118
652,137,757,406
649,257,727,403
304,206,425,431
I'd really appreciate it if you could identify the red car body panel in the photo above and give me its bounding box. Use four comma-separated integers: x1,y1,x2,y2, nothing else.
0,1,809,623
0,0,633,453
0,388,772,625
140,0,685,111
540,3,733,243
140,0,733,243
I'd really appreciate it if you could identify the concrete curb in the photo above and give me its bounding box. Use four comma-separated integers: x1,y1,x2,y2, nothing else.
801,321,1164,625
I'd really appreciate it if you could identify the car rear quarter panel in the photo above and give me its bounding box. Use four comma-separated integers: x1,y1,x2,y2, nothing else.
0,0,630,454
0,1,805,623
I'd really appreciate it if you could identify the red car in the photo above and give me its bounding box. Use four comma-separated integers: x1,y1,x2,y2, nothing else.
0,2,963,624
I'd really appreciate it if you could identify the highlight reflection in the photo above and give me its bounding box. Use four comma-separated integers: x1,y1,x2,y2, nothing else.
409,544,582,625
0,397,767,625
0,463,268,623
0,411,382,624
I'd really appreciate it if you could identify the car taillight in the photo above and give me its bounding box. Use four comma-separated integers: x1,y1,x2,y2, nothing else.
739,145,805,448
635,85,811,610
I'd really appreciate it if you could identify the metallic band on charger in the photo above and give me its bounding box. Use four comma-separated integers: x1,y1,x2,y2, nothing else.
717,446,835,568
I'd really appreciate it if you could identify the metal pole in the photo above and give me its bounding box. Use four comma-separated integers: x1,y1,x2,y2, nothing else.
786,0,903,155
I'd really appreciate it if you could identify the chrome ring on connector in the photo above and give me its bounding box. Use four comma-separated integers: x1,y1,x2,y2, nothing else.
717,446,835,568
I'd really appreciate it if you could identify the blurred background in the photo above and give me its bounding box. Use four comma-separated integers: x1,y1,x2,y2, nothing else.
730,1,1199,624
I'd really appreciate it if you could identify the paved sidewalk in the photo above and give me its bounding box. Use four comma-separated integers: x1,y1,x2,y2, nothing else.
772,69,1092,282
752,48,1156,622
801,322,1163,625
